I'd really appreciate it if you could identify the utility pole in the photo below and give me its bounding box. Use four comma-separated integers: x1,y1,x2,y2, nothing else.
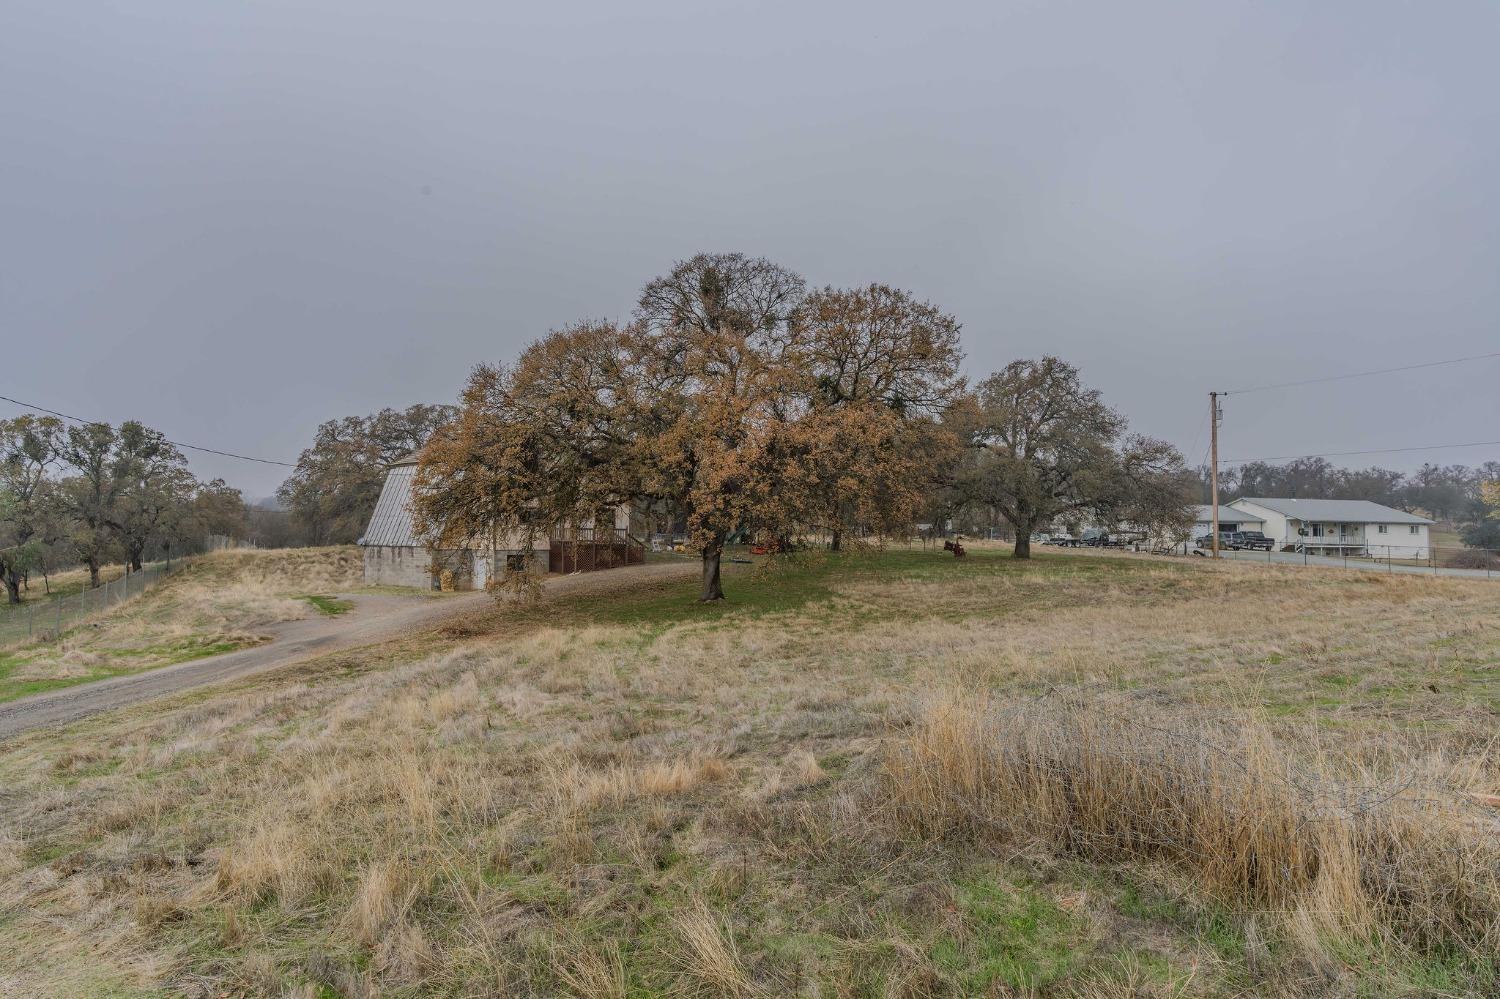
1209,391,1221,558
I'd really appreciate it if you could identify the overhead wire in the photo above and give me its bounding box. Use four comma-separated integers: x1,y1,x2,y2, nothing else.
0,392,296,467
1223,440,1500,465
1217,350,1500,396
1214,350,1500,466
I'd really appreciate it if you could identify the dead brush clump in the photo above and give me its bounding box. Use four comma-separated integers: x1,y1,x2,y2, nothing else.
541,753,731,815
207,819,335,906
343,858,426,949
550,937,628,999
882,688,1500,961
0,829,23,877
673,895,759,998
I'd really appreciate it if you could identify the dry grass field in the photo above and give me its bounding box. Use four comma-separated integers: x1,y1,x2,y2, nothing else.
0,562,133,612
0,548,364,702
1,547,1498,997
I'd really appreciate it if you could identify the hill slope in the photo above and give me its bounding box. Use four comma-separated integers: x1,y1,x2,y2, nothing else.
2,547,1498,997
0,547,363,701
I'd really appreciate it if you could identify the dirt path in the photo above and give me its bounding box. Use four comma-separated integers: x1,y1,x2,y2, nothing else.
0,560,698,742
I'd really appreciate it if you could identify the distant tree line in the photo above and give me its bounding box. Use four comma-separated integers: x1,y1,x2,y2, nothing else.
0,416,252,603
1201,457,1500,547
271,404,459,546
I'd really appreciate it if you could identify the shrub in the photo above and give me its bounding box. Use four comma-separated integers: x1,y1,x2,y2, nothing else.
882,689,1500,959
1445,547,1500,571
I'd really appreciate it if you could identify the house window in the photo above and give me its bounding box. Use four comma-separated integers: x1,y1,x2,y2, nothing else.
1377,525,1388,534
1409,525,1419,535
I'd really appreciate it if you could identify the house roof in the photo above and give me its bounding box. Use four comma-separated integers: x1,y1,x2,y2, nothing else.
1231,497,1433,525
358,463,422,547
1194,505,1263,525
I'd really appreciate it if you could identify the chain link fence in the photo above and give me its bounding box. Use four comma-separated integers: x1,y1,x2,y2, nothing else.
0,560,181,650
1210,543,1500,579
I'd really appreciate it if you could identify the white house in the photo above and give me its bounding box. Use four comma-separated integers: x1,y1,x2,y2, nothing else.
1191,505,1265,540
1226,497,1433,559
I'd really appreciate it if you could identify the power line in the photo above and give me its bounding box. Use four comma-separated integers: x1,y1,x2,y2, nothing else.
1218,350,1500,396
0,393,297,467
1223,439,1500,465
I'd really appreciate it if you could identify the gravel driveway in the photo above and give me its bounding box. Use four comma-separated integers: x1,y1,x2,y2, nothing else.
0,560,698,742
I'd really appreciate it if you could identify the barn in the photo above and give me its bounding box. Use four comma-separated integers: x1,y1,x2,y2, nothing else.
357,458,644,590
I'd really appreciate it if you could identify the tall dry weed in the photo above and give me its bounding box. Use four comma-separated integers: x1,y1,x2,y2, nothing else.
883,688,1500,958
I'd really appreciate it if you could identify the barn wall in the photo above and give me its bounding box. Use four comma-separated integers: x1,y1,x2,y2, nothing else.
363,546,433,588
362,546,477,590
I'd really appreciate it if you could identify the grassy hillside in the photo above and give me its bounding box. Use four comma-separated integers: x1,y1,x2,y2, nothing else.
0,547,363,702
0,561,132,613
1,548,1498,997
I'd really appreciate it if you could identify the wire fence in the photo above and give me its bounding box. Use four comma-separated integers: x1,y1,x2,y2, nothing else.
0,559,182,650
1198,542,1500,580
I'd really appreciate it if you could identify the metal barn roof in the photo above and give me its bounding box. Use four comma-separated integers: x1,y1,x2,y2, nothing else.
358,463,423,547
1232,497,1433,525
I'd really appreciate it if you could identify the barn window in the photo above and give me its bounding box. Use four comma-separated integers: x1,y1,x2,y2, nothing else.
1377,525,1388,534
1409,525,1419,535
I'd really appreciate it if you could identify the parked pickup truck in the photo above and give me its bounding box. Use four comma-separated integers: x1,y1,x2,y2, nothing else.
1222,531,1274,551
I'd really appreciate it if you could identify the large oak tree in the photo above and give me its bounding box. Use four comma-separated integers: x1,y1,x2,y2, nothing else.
957,357,1188,558
416,255,965,602
0,415,65,603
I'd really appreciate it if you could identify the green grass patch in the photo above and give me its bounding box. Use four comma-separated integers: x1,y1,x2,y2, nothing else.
588,545,1167,630
928,876,1086,991
0,636,250,703
302,594,353,616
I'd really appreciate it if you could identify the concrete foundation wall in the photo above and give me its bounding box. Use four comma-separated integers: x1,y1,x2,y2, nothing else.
363,546,437,589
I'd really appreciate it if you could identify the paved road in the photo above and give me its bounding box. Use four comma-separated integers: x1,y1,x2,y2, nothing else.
0,560,698,742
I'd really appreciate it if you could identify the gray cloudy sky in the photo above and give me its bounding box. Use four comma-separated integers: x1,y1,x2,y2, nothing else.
5,0,1498,497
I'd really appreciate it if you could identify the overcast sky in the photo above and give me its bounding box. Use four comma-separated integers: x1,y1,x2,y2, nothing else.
4,1,1498,498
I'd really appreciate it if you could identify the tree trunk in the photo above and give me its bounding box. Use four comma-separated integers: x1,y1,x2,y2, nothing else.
700,544,725,602
1012,515,1038,560
87,556,101,588
3,574,19,605
130,552,144,572
830,528,842,552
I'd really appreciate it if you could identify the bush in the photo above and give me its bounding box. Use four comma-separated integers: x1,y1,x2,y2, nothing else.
1445,547,1500,570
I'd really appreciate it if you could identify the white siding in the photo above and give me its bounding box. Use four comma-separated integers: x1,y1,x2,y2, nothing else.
1369,523,1429,560
1228,500,1289,547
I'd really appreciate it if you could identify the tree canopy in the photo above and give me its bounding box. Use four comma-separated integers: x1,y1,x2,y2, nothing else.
415,255,965,600
1,414,251,600
952,357,1190,558
278,403,458,545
